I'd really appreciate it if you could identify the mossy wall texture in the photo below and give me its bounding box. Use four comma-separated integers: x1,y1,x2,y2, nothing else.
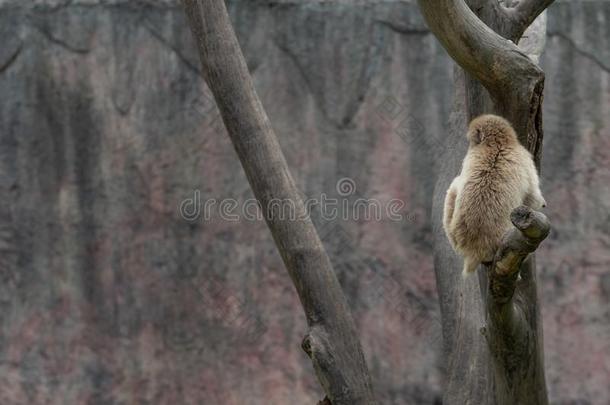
0,1,608,404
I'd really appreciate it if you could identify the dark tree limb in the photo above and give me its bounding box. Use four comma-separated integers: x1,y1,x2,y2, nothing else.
461,1,555,44
507,0,557,41
417,0,540,94
492,206,550,287
181,1,376,404
484,206,550,404
418,0,555,404
417,0,545,153
487,206,550,333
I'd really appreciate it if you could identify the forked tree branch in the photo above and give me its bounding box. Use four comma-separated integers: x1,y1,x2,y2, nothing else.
181,1,376,404
464,1,555,43
508,0,556,40
417,0,546,152
417,0,542,91
419,1,555,403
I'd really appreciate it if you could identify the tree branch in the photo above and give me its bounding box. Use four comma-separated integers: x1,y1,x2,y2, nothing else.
489,206,550,305
181,1,376,403
420,1,554,403
417,0,545,146
509,0,556,40
417,0,542,91
486,205,549,350
484,206,550,404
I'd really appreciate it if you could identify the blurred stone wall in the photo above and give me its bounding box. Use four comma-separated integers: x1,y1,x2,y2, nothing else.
0,0,608,404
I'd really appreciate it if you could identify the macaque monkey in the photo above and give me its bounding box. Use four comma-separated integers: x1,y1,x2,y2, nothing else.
443,114,546,276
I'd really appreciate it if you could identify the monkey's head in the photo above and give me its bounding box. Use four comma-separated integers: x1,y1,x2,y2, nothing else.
467,114,518,146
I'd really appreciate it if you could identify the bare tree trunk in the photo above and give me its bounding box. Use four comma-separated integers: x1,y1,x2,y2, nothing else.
417,0,555,404
181,1,376,404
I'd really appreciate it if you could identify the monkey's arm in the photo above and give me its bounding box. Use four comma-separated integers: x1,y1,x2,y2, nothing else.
443,176,461,249
523,190,546,209
523,162,546,209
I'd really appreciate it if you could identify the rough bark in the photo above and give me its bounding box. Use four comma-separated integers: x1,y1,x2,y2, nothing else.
181,1,376,403
418,0,555,404
484,206,551,404
506,0,557,41
417,0,546,150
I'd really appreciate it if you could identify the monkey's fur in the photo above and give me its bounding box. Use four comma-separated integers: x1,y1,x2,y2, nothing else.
443,114,546,276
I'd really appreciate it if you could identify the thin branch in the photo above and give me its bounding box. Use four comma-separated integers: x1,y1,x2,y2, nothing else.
0,41,22,74
510,0,556,40
181,1,376,403
489,206,550,305
485,205,550,343
483,206,550,404
547,30,610,74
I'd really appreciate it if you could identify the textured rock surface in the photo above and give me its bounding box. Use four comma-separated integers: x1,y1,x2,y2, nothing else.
0,0,607,404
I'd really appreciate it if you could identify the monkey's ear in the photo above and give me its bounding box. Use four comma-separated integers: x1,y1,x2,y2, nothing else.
472,128,482,144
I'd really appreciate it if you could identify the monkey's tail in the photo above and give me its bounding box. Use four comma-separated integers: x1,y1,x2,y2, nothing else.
462,257,479,278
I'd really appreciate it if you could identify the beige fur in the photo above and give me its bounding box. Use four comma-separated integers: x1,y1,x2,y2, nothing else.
443,114,546,276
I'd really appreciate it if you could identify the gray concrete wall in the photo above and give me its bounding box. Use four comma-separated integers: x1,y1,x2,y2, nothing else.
0,0,608,404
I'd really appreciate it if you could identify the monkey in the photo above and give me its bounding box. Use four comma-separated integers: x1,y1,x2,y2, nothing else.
443,114,546,276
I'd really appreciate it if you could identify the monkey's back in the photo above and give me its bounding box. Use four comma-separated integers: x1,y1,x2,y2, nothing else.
451,144,529,262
